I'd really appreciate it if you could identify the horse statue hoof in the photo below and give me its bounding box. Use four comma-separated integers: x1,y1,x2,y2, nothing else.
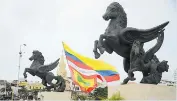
121,82,126,85
129,77,136,81
99,47,105,54
94,52,100,59
23,73,27,78
121,77,129,84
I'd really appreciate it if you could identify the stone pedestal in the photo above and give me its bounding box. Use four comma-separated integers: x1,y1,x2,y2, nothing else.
38,91,71,100
108,84,176,100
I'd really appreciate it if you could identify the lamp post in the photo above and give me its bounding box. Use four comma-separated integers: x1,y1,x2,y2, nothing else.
17,44,26,92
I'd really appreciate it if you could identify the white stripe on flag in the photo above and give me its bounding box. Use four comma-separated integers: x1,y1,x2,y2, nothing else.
67,60,99,76
67,60,107,83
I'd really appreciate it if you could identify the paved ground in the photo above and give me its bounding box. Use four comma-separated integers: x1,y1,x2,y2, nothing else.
108,84,176,100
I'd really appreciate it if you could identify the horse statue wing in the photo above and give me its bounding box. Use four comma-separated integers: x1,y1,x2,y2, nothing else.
38,58,60,72
143,30,164,63
119,21,169,44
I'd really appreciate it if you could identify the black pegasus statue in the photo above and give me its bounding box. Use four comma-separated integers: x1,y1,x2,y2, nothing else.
93,2,169,79
23,50,66,92
122,30,169,84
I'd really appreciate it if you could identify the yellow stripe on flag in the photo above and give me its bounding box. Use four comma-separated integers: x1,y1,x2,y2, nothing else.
62,42,118,72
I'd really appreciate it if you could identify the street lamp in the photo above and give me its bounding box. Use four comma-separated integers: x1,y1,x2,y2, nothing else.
17,44,26,89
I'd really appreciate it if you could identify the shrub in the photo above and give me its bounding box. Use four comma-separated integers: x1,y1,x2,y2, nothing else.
92,87,108,100
78,94,87,100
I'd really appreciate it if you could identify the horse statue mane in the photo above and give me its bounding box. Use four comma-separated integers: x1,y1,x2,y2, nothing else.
109,2,127,28
30,50,45,65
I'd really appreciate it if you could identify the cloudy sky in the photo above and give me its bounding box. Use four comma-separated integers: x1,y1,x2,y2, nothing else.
0,0,176,84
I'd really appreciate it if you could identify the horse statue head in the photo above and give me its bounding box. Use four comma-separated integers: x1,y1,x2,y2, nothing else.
29,50,45,65
102,2,127,28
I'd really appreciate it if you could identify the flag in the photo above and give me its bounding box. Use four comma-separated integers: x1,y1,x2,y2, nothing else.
62,42,120,82
69,66,98,93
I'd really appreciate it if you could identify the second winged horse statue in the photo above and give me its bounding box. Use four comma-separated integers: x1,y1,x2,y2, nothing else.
23,50,66,92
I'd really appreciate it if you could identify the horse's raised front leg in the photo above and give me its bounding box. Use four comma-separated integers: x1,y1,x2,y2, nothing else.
93,40,101,59
23,68,36,78
93,39,113,59
23,68,28,78
98,34,106,54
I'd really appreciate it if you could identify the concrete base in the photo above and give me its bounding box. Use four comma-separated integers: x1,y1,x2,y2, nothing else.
38,91,71,100
108,84,176,100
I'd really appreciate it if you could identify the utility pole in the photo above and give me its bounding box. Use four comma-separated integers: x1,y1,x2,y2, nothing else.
17,44,26,95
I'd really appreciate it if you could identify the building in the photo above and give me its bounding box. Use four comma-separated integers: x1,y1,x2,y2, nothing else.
12,80,45,91
57,54,72,91
18,78,28,87
0,80,6,95
26,81,45,90
65,77,71,91
57,54,67,79
11,80,18,86
0,80,6,86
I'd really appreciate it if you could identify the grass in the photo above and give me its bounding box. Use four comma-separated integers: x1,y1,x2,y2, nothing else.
107,91,125,101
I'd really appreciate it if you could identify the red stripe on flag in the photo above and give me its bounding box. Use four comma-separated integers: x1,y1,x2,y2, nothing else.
66,56,93,70
104,74,120,82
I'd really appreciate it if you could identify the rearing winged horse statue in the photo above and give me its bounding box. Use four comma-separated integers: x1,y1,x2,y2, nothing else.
93,2,169,82
23,50,66,92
